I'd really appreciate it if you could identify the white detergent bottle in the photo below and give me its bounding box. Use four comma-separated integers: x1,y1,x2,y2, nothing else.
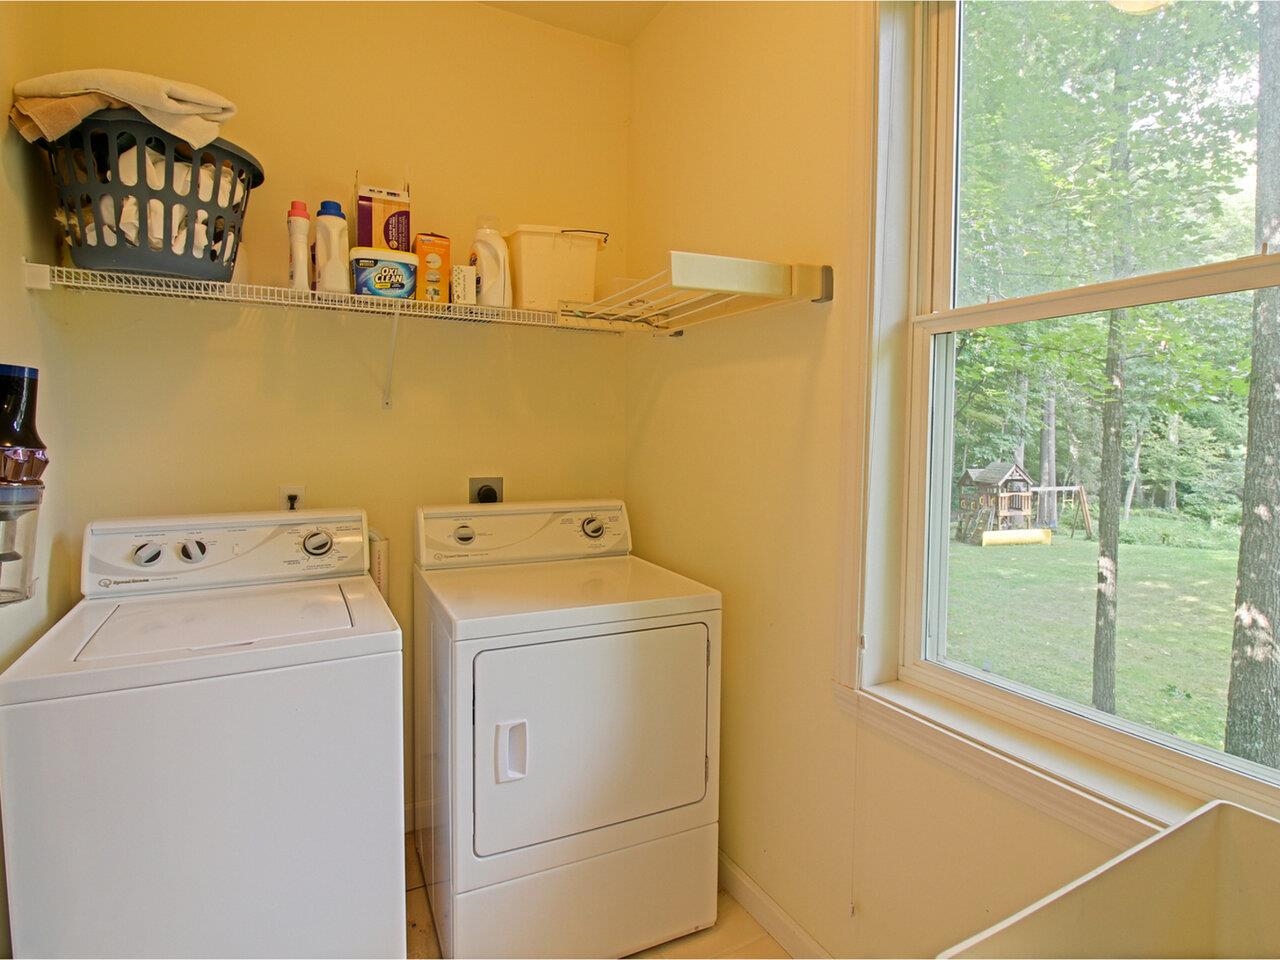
315,200,351,293
287,200,311,291
469,215,512,307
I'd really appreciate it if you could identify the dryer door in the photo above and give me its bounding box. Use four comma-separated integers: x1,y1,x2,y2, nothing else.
472,623,709,857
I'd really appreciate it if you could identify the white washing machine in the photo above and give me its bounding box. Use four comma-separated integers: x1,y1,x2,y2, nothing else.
0,509,406,959
411,500,721,959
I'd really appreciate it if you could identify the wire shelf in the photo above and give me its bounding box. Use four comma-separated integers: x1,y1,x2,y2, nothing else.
28,262,583,331
22,253,834,405
24,252,834,335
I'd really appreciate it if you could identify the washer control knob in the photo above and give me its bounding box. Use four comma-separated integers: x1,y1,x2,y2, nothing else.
133,542,163,567
581,517,605,539
178,539,208,563
302,530,334,557
453,525,476,545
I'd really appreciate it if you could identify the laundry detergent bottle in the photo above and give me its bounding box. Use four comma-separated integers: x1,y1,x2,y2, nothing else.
287,201,311,291
315,200,351,293
469,215,512,307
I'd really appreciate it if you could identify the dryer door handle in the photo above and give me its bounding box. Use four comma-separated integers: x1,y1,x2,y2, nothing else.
495,720,528,783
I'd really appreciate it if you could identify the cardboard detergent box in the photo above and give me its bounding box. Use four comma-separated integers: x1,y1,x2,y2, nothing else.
451,264,478,304
414,232,451,302
350,247,416,299
356,182,411,251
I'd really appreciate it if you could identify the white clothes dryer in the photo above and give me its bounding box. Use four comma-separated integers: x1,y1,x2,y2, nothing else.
0,510,406,959
411,500,721,959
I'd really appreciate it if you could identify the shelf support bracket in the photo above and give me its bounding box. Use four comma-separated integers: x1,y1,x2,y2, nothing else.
816,264,835,303
382,306,401,410
22,259,51,291
794,263,834,304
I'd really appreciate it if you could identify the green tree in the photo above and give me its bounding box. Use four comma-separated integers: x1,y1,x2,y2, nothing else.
1225,0,1280,765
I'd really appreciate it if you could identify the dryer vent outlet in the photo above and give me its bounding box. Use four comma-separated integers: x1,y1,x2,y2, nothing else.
469,478,503,504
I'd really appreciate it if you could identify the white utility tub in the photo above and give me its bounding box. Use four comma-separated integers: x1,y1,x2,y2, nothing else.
942,800,1280,958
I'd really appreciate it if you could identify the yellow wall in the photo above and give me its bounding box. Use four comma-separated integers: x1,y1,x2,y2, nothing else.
625,3,1128,955
849,724,1122,956
1,2,1139,957
625,0,867,945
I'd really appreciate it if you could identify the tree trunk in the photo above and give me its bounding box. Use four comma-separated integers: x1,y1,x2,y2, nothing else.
1066,423,1081,487
1165,412,1180,512
1013,372,1029,469
1094,308,1125,714
1093,40,1135,716
1038,388,1058,527
1124,424,1144,522
1225,0,1280,766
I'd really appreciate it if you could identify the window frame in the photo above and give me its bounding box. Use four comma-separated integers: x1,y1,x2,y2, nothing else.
868,0,1280,820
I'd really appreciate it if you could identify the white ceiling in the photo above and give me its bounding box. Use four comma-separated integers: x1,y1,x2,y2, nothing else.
484,1,667,45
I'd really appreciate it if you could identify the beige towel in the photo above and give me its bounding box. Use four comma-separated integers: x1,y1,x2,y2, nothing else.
9,92,126,142
12,69,235,147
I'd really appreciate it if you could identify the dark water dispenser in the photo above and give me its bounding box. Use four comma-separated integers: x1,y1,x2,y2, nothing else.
1,365,48,604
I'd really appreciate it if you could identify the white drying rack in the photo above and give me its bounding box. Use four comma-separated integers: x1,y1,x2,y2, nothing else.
564,251,834,334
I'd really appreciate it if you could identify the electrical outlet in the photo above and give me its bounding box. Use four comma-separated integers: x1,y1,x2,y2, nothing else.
279,484,306,511
469,477,503,504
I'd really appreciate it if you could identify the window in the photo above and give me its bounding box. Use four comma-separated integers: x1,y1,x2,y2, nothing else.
954,1,1263,303
906,0,1280,787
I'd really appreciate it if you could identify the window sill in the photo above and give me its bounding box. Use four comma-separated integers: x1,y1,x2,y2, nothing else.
834,679,1204,849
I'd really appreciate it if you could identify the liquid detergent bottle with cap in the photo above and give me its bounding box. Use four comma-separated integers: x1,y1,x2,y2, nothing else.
469,215,512,307
315,200,351,293
287,201,311,292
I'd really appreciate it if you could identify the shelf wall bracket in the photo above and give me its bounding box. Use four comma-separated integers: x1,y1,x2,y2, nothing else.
22,259,52,291
800,264,835,304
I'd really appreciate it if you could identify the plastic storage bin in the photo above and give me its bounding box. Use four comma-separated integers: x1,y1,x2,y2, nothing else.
506,226,607,310
40,109,265,281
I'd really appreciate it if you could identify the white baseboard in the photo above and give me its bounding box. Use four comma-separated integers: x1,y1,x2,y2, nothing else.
718,850,830,959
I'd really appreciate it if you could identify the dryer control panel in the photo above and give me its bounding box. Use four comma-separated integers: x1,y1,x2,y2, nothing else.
82,509,369,597
415,500,631,568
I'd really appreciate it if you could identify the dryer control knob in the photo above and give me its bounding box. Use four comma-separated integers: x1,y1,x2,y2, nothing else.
453,525,476,545
302,530,334,557
133,542,163,567
581,517,605,539
178,539,208,563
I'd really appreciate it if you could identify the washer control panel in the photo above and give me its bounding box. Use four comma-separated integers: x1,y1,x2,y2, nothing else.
416,500,631,569
83,510,369,597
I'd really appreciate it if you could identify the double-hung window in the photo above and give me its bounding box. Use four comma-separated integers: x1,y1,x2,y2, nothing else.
899,0,1280,796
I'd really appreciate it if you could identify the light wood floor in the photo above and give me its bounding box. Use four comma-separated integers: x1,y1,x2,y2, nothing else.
405,835,789,959
405,834,439,959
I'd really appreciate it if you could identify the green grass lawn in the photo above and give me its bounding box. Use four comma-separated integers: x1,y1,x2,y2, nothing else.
946,530,1239,750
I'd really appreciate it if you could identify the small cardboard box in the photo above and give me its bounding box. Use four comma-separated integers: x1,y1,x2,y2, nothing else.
452,264,478,305
350,248,416,299
414,232,451,302
356,183,411,251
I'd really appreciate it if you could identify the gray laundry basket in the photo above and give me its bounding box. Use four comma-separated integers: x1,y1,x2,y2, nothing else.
41,109,265,281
